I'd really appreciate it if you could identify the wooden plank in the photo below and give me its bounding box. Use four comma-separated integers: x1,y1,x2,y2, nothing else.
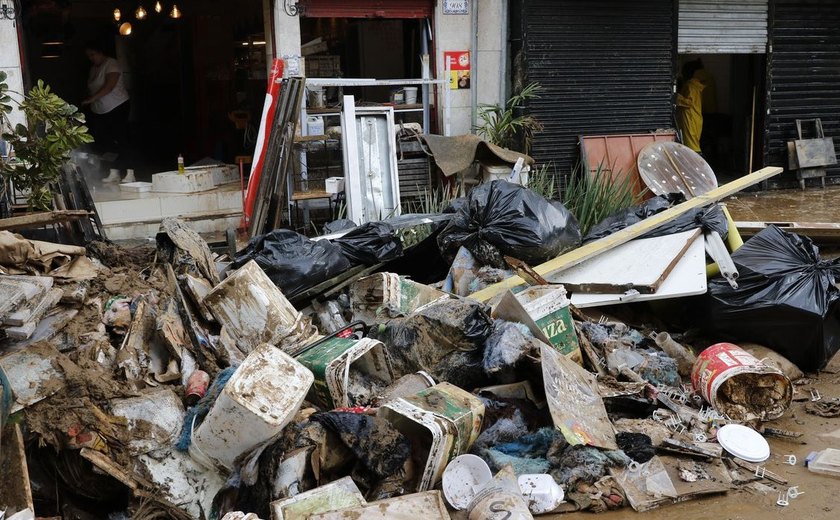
736,220,840,242
0,424,34,514
0,210,91,232
547,229,701,294
469,166,783,303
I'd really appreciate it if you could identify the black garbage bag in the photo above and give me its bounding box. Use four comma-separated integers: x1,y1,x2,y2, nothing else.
584,194,728,242
437,180,581,268
371,298,494,389
233,229,351,298
312,412,411,481
323,219,358,234
706,225,840,372
333,221,403,265
443,196,468,214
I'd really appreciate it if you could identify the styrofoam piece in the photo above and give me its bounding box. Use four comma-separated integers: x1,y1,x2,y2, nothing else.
110,388,185,455
119,181,152,193
0,343,66,413
190,344,314,471
152,170,216,193
136,447,226,520
717,424,770,463
518,474,565,514
442,454,493,510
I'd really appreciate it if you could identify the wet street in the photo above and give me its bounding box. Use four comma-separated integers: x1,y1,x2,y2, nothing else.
725,185,840,223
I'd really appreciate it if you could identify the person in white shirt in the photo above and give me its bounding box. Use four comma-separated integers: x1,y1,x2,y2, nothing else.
82,41,131,181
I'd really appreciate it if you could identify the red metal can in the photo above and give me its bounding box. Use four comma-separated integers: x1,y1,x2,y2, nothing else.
186,370,210,406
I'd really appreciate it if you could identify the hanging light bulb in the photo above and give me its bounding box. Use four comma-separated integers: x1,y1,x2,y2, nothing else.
119,22,133,36
154,1,162,13
135,5,147,20
169,3,181,18
113,8,121,22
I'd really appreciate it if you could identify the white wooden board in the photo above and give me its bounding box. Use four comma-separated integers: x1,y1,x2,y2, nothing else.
567,234,707,308
547,230,700,292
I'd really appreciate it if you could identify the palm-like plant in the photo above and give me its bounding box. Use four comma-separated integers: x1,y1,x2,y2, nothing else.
476,82,543,154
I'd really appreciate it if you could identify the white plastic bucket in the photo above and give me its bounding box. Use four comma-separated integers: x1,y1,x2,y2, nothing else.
442,454,493,510
404,86,418,104
190,344,314,471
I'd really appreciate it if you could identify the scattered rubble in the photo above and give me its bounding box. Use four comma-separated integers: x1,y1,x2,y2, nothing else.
2,164,839,520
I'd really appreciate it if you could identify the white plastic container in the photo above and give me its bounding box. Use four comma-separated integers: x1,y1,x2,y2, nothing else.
307,116,325,136
325,177,345,194
517,474,564,514
190,344,314,471
404,86,419,104
480,163,531,186
808,448,840,478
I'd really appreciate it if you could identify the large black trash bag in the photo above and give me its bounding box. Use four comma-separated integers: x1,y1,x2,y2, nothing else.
584,194,728,242
371,298,494,389
437,180,581,268
233,229,351,298
706,225,840,372
333,221,404,265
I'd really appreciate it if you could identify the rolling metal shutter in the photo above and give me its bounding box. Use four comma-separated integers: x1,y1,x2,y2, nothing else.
521,0,675,175
678,0,768,54
765,0,840,178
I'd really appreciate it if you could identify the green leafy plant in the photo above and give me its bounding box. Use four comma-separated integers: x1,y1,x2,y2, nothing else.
0,74,93,210
526,162,557,200
401,184,456,215
476,82,543,153
563,162,643,236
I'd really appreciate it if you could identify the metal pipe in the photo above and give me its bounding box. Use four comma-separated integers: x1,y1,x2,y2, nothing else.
470,0,479,132
499,0,508,105
420,19,430,134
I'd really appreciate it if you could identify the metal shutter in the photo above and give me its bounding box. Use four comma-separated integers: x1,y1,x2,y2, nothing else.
522,0,675,175
679,0,768,54
765,0,840,179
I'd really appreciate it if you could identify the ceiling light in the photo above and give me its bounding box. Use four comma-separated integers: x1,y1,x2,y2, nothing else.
169,3,181,18
154,1,162,13
135,5,147,20
119,22,133,36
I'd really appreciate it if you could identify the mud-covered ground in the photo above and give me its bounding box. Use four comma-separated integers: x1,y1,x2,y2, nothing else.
558,361,840,520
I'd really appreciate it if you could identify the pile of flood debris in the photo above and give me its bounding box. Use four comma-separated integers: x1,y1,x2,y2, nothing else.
2,176,840,519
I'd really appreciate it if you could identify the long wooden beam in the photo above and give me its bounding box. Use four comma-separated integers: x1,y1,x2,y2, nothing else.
0,210,90,232
469,166,783,303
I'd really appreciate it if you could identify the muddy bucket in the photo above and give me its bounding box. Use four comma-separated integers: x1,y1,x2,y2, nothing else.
378,382,484,491
691,342,792,422
191,344,313,471
295,336,394,408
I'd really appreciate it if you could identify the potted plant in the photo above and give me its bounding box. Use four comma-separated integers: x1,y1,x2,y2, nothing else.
0,71,93,211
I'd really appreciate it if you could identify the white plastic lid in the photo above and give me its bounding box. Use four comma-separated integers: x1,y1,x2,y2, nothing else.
717,424,770,463
442,454,493,510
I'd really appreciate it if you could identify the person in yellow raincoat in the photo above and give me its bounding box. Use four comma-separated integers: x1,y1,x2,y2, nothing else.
676,60,706,154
